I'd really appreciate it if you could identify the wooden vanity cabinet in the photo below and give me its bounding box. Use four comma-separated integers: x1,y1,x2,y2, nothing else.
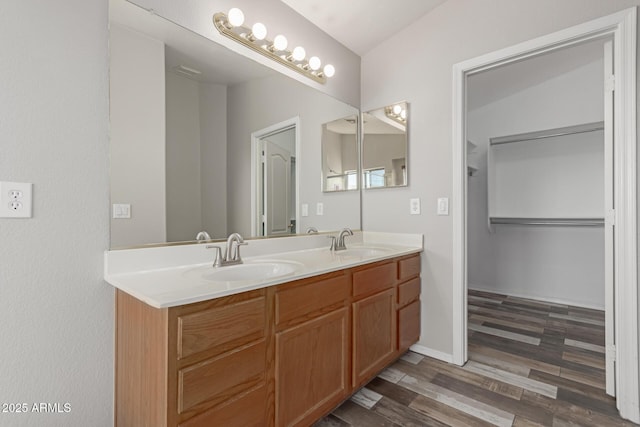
397,254,421,352
115,253,421,427
351,261,397,389
274,272,350,427
115,289,269,427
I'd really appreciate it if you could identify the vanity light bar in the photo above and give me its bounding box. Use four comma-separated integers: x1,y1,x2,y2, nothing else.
213,8,335,84
385,104,407,125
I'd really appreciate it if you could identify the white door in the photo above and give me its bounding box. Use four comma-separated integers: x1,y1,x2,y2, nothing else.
603,39,616,397
263,140,291,236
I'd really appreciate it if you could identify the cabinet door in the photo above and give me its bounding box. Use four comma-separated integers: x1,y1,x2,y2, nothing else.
352,288,396,388
275,308,349,427
398,299,420,351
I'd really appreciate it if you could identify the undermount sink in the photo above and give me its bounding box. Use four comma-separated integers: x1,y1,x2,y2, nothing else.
183,260,304,284
337,246,392,258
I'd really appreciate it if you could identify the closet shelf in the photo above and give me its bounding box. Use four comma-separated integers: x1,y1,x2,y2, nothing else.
490,217,604,226
489,121,604,146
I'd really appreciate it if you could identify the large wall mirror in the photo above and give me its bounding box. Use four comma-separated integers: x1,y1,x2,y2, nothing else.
109,0,360,249
362,102,408,189
321,115,359,192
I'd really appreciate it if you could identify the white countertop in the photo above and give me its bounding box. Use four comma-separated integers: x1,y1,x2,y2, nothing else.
104,231,423,308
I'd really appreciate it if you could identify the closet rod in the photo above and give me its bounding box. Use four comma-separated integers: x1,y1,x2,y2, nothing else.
490,121,604,145
490,217,604,226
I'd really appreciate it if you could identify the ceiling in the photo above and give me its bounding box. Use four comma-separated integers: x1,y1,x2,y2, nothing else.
281,0,447,56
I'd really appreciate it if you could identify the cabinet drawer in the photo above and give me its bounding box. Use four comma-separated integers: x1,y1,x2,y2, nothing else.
177,297,265,359
276,274,349,328
398,300,420,351
178,341,266,415
352,262,396,299
179,385,266,427
398,277,420,308
398,254,421,281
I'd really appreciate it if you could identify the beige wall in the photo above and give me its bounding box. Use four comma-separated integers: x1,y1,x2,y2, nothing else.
361,0,640,357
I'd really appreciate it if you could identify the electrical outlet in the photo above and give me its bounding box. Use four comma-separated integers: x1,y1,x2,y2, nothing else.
316,202,324,216
301,203,309,217
0,181,32,218
410,198,421,215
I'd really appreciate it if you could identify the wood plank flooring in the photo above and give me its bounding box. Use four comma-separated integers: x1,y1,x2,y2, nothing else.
315,290,637,426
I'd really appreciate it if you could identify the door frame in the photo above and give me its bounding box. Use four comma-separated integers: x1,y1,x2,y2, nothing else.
251,117,301,236
451,7,637,422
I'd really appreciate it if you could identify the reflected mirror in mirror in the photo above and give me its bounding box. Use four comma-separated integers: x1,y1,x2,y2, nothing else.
108,0,360,249
321,115,359,192
362,102,408,189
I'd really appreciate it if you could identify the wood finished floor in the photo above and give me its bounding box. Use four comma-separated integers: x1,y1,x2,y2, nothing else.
315,290,638,427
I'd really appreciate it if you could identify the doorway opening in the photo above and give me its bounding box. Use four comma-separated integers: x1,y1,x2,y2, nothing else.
452,8,637,422
251,117,300,237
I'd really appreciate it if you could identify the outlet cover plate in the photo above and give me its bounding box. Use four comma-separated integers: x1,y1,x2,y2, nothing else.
0,181,33,218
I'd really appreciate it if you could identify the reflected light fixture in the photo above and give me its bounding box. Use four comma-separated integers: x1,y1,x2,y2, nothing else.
213,8,334,84
385,102,408,125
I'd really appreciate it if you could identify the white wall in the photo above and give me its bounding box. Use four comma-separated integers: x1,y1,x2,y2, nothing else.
110,24,166,247
166,72,203,241
199,82,228,239
227,74,360,235
0,1,112,426
467,54,605,308
361,0,640,357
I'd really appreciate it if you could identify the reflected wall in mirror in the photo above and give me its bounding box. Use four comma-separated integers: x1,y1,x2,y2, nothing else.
321,115,359,192
108,0,360,249
362,102,408,189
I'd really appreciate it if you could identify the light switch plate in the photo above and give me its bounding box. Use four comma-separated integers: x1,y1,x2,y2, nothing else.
409,198,421,215
301,203,309,217
316,202,324,216
113,203,131,219
437,197,449,216
0,181,33,218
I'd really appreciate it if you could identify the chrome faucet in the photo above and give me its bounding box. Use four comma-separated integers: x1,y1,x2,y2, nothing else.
205,232,248,267
306,227,318,234
330,228,353,251
195,231,211,242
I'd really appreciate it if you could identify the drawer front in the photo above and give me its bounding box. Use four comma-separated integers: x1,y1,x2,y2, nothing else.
398,254,421,281
352,262,396,299
276,274,349,328
398,277,421,308
178,341,266,414
398,300,421,351
178,385,266,427
178,297,265,359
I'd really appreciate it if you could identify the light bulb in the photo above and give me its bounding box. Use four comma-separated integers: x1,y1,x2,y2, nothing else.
308,56,321,71
393,105,402,115
273,34,288,51
251,23,267,40
292,46,306,61
323,64,335,78
400,110,407,120
227,8,244,27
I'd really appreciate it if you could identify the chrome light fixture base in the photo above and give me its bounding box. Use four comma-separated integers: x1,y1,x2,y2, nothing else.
213,12,330,84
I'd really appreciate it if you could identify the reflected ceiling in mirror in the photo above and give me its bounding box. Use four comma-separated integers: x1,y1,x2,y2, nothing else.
362,102,408,189
322,115,359,192
108,0,360,249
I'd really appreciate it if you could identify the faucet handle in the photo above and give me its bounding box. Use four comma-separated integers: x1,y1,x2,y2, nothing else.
205,245,223,267
327,235,337,251
232,241,248,261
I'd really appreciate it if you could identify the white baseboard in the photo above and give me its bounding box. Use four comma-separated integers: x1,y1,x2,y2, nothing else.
468,284,605,311
409,344,453,364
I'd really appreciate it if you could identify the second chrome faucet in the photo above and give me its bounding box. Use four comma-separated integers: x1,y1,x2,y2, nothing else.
206,232,248,267
328,228,353,251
